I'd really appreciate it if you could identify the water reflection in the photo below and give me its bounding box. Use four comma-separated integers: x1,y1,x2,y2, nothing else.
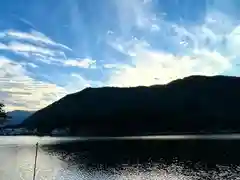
0,136,80,145
0,136,81,179
0,145,71,179
0,135,240,179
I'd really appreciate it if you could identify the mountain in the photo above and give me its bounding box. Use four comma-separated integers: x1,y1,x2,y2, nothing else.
4,110,34,127
22,75,240,136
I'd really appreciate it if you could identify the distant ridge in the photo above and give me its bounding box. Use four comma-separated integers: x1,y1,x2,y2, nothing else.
3,110,34,128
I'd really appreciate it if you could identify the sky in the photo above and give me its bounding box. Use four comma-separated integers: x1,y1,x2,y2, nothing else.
0,0,240,111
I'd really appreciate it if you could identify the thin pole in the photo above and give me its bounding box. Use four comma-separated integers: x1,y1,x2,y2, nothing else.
33,142,38,180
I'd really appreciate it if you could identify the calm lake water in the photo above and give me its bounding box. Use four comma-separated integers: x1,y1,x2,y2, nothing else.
1,135,240,179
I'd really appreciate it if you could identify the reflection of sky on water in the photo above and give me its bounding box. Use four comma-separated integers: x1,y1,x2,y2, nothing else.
0,145,64,179
0,143,191,179
0,136,240,179
0,136,79,179
3,134,240,147
0,136,80,145
1,134,239,145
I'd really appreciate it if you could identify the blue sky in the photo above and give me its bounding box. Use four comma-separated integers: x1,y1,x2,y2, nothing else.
0,0,240,111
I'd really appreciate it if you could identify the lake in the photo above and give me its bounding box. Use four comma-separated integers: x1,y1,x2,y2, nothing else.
1,135,240,179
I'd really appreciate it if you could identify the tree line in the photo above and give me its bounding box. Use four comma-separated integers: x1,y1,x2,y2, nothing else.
0,102,10,125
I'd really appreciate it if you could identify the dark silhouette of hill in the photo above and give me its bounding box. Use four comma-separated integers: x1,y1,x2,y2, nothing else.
22,75,240,136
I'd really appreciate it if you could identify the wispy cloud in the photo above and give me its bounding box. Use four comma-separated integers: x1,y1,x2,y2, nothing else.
0,29,98,69
20,62,38,68
104,0,239,86
64,58,96,68
0,29,72,67
0,28,98,110
2,29,72,51
0,41,56,56
113,0,158,34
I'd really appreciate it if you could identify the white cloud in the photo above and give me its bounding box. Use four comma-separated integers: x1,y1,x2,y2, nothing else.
0,28,97,110
107,46,231,86
64,58,96,68
0,57,67,111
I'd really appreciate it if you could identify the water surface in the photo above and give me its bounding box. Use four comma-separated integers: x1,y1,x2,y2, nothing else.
1,135,240,179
